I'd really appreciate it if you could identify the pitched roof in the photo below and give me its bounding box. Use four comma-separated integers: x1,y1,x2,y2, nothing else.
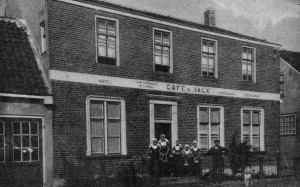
75,0,279,46
280,50,300,72
0,18,49,96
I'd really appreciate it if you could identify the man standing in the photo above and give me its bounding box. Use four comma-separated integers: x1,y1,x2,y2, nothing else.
206,139,229,184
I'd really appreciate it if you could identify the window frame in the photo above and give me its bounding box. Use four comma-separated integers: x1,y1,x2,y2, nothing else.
242,46,256,83
0,121,4,163
241,107,264,151
153,28,173,73
86,96,126,156
201,38,218,78
95,16,120,66
197,104,224,152
280,114,296,136
280,73,284,97
40,21,46,53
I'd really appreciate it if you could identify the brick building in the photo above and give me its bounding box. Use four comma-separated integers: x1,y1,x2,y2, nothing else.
0,18,53,186
279,51,300,176
2,0,281,186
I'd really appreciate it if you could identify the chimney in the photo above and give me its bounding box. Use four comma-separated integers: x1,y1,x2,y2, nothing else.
204,8,216,27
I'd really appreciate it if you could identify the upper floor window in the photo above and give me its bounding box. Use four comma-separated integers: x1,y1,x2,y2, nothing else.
154,29,172,73
40,21,46,53
86,96,126,155
202,39,217,77
96,17,118,65
242,108,264,151
280,115,296,135
280,73,284,96
198,105,224,151
242,47,255,82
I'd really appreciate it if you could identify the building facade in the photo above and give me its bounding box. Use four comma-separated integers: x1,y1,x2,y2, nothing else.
2,0,281,186
279,51,300,176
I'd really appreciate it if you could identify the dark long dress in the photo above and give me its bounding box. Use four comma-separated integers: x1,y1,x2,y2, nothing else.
148,145,160,177
159,140,170,177
182,150,193,176
171,145,184,176
190,147,201,176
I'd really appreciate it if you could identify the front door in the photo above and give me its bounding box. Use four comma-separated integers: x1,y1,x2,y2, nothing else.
0,118,43,187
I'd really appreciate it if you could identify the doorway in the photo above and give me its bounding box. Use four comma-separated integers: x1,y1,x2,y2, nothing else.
155,123,171,144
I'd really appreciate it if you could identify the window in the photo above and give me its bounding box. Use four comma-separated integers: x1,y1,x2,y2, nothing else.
12,121,39,162
149,100,177,147
241,108,264,151
0,121,4,163
96,17,118,65
86,96,126,155
154,29,172,73
197,105,224,151
242,47,255,82
280,115,296,135
202,39,217,77
40,21,46,53
280,73,284,96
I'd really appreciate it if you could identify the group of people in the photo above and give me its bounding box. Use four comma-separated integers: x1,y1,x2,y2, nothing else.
148,134,229,183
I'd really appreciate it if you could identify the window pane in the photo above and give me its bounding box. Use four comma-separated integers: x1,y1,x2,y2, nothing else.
23,136,30,147
107,102,121,119
243,111,251,124
23,149,30,161
0,135,3,148
154,104,171,120
253,125,260,135
200,108,209,122
91,121,104,137
31,136,39,147
211,109,220,123
200,136,208,150
154,31,162,44
14,149,21,161
162,32,170,46
202,41,208,52
211,136,219,146
208,42,214,53
98,35,106,57
162,47,170,66
14,136,21,148
108,137,120,153
252,112,260,124
107,37,116,58
0,122,3,134
243,125,250,135
242,48,247,59
247,64,252,74
155,45,162,64
211,124,220,135
98,19,106,34
208,55,214,66
13,122,21,134
107,21,116,36
22,122,30,134
252,136,260,149
242,62,247,72
200,124,208,135
91,137,103,153
91,101,104,118
32,149,39,161
31,122,38,134
107,120,121,136
0,150,4,162
202,54,208,66
248,49,253,60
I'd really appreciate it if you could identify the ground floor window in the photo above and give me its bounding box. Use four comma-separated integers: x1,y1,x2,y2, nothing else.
241,107,265,151
149,100,177,147
197,105,224,151
86,96,127,155
280,114,296,135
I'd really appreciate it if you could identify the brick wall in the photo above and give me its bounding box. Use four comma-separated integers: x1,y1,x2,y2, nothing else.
47,0,279,93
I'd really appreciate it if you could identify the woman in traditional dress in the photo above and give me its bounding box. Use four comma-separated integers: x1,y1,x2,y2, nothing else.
158,134,170,177
183,144,193,176
190,140,201,176
148,138,160,177
171,140,184,177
